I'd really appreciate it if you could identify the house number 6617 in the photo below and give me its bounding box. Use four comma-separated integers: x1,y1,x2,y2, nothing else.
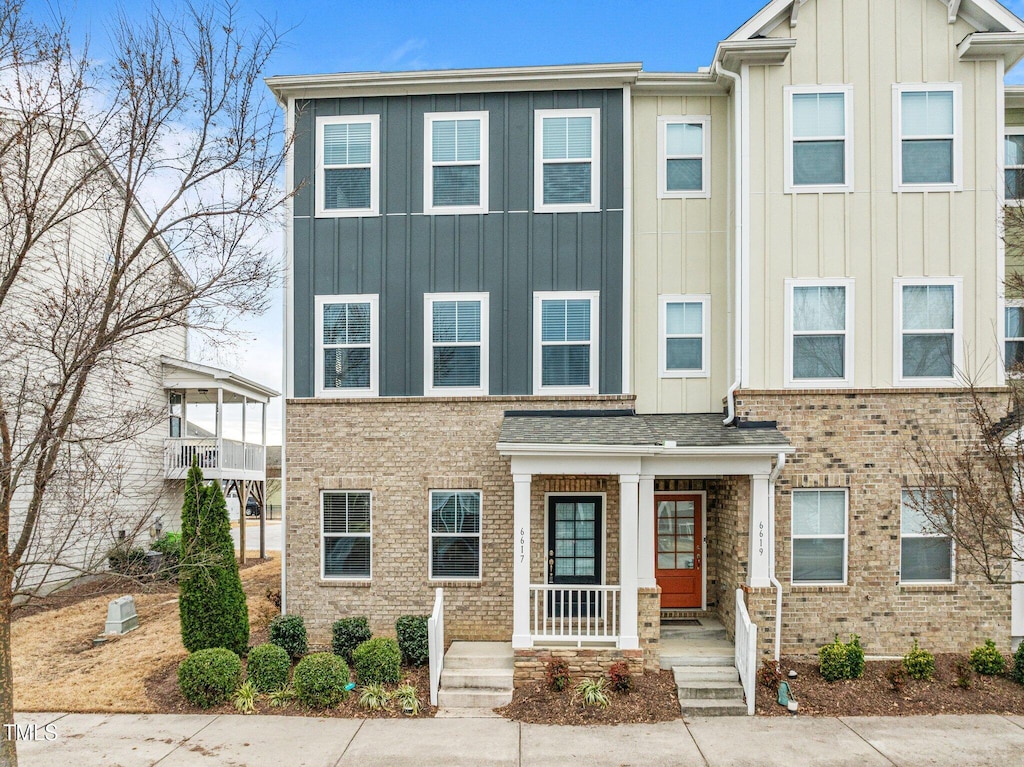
519,528,525,563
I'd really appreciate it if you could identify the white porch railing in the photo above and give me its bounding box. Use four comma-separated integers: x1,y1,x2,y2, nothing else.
735,588,758,716
529,585,620,646
163,438,266,478
427,588,445,707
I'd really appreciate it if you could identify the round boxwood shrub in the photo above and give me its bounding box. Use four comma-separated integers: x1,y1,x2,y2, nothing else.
178,648,242,708
1011,640,1024,685
269,614,307,659
396,615,429,666
352,637,401,685
293,652,350,709
969,639,1007,676
332,617,372,663
246,642,291,692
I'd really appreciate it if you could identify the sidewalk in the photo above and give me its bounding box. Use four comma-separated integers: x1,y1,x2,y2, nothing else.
12,711,1024,766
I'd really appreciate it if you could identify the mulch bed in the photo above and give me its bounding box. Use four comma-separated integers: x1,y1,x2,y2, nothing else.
757,655,1024,717
145,659,437,718
497,670,680,725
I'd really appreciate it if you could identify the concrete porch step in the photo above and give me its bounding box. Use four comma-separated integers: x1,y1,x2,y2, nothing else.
673,666,740,684
442,641,514,670
661,626,728,642
676,680,746,700
678,697,748,717
436,687,513,708
440,668,514,689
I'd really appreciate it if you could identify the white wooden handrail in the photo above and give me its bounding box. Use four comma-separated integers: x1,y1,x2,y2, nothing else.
735,588,758,716
427,588,445,707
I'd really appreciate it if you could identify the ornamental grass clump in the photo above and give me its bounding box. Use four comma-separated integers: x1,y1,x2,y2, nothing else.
574,677,610,708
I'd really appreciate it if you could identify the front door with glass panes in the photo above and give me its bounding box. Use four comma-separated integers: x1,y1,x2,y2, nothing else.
655,494,703,609
547,496,602,617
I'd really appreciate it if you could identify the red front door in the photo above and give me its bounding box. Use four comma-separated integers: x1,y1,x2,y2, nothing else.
655,494,702,609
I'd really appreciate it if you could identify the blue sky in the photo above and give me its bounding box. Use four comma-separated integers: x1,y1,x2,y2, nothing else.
23,0,1024,442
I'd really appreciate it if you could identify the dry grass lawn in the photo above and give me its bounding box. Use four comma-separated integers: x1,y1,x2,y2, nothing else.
13,554,280,713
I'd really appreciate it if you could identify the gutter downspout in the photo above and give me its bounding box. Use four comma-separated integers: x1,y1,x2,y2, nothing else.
768,451,786,665
716,61,743,425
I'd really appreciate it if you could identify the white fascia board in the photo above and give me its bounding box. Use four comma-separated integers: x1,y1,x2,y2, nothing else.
160,356,280,400
958,32,1024,68
496,442,796,457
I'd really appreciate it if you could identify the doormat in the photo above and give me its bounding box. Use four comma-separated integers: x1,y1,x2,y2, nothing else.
661,617,702,626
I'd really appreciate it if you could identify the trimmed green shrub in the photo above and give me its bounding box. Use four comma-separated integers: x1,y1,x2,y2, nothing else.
107,545,148,576
332,617,372,663
903,640,936,681
1012,640,1024,685
396,615,429,666
153,531,182,579
269,615,308,659
818,635,865,682
969,639,1006,675
177,648,242,708
352,637,401,685
293,652,350,709
246,642,291,692
178,461,249,656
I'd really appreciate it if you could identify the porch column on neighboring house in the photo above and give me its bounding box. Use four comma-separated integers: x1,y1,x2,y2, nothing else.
512,473,532,649
638,475,656,589
619,473,640,650
748,474,772,588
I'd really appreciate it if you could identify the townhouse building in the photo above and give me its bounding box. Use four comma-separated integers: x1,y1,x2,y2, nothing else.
267,0,1024,696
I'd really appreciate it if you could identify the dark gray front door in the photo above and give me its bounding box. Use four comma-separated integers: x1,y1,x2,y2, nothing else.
547,496,602,617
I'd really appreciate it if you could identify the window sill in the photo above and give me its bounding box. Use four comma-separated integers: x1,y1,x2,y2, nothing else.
899,583,957,593
319,579,372,588
429,580,482,588
790,584,849,593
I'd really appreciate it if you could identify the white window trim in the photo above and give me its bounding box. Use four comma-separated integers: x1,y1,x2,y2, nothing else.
315,114,380,218
899,488,956,586
1006,299,1024,377
784,278,855,388
658,294,710,378
892,83,963,193
893,277,963,387
657,115,711,199
533,290,600,395
784,85,854,194
423,111,489,215
423,292,490,396
320,490,372,582
428,489,483,582
534,108,601,213
790,489,848,586
314,294,380,398
1006,127,1024,203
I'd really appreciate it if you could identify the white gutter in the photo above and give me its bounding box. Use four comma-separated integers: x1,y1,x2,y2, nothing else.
767,451,787,664
715,62,743,424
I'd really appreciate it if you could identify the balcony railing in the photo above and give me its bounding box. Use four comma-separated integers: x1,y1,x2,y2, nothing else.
164,438,265,479
529,584,620,646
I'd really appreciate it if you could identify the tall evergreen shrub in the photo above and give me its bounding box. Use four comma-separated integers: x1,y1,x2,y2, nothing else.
179,460,250,655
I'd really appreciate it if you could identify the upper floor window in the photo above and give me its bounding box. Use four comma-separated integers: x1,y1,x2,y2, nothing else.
533,291,599,394
316,115,380,217
1007,303,1024,373
658,116,710,198
893,84,962,191
1007,130,1024,201
424,293,489,396
785,86,853,193
534,109,600,212
322,490,372,580
315,295,379,397
900,489,954,584
659,295,709,377
791,489,847,585
785,280,854,387
424,112,489,215
894,279,961,385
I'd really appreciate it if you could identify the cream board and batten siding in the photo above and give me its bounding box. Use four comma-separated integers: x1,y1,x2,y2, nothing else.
631,92,733,414
742,0,1004,389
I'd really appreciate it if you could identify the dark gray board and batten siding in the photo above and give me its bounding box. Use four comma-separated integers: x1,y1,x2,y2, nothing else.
291,88,625,398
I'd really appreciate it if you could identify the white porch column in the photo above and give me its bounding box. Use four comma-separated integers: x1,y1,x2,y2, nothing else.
638,475,656,589
512,473,533,649
619,473,640,650
748,474,772,588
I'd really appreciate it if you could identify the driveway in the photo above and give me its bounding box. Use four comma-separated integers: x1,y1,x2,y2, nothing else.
230,519,281,552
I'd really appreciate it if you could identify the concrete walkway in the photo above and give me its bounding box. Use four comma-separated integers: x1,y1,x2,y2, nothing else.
12,711,1024,766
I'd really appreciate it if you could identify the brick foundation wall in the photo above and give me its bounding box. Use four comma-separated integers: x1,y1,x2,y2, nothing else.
513,647,644,687
284,394,633,644
735,388,1013,657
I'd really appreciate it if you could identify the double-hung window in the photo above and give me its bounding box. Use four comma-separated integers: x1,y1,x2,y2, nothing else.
315,295,379,397
791,489,847,585
894,84,961,191
900,489,954,584
322,491,371,580
429,490,481,580
1007,302,1024,373
316,115,379,217
894,279,961,384
1007,130,1024,201
533,292,600,394
424,293,489,395
785,86,853,192
534,108,600,212
658,116,710,198
785,280,854,386
424,112,488,214
659,295,709,377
